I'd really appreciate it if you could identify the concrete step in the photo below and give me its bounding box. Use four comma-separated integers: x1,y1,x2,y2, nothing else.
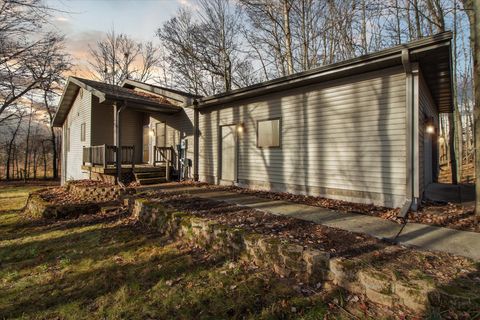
134,171,166,179
137,177,167,185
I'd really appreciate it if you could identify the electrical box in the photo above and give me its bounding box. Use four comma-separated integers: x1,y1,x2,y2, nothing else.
181,139,188,150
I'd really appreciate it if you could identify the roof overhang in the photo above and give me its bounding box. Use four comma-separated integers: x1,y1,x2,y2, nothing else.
197,32,453,113
122,79,202,106
52,78,182,127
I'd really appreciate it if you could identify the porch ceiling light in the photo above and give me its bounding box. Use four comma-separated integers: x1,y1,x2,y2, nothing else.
237,123,244,133
425,117,435,134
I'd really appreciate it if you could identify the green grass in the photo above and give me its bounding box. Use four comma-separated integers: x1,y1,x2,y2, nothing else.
0,184,340,320
0,185,43,212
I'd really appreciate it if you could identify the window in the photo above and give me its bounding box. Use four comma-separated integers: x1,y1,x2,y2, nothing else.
80,123,86,142
155,122,166,147
65,127,70,152
257,118,281,148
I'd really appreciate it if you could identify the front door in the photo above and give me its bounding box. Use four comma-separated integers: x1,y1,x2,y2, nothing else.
220,125,236,182
143,126,150,163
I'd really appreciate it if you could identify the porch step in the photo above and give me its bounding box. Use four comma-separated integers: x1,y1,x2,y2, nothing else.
133,166,167,173
137,177,167,185
134,171,166,179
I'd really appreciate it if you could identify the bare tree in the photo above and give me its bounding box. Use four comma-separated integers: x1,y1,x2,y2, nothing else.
89,29,161,85
158,1,248,95
0,0,66,118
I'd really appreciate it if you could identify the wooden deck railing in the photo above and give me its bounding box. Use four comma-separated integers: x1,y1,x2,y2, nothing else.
153,146,174,181
83,145,135,169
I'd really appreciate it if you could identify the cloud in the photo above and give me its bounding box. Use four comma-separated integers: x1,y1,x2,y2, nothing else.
55,16,69,22
177,0,198,9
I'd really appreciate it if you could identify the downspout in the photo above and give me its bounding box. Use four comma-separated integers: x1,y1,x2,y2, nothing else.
114,100,127,184
398,49,416,219
193,99,199,182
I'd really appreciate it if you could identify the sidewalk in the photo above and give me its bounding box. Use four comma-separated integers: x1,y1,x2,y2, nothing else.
147,184,480,261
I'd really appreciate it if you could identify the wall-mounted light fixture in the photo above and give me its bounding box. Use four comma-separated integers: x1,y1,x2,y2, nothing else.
237,123,244,133
425,117,435,134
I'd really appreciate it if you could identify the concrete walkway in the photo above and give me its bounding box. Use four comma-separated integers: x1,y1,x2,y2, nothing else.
147,184,480,261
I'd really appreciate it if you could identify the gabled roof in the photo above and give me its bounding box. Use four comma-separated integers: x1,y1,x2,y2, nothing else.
52,77,182,127
197,32,453,113
122,79,202,106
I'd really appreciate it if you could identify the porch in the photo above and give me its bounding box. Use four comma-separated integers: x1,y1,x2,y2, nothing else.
82,145,176,184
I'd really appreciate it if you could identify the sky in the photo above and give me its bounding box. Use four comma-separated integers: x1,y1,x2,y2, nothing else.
46,0,190,77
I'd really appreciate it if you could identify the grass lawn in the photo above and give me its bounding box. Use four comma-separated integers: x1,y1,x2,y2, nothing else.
0,184,344,320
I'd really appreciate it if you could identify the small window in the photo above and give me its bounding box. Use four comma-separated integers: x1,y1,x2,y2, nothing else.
257,118,281,148
66,128,70,152
80,123,86,142
155,122,166,147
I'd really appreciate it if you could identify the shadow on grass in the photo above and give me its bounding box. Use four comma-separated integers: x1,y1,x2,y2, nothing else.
0,208,335,320
0,209,127,242
0,247,217,319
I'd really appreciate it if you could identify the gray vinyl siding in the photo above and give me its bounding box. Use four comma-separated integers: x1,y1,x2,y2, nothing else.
64,89,91,181
91,97,113,146
418,71,438,197
199,66,407,207
120,109,143,163
90,98,144,163
149,107,195,176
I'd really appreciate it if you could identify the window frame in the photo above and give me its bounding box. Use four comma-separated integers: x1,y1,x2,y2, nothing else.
256,117,282,149
155,121,166,147
80,122,86,142
66,127,70,152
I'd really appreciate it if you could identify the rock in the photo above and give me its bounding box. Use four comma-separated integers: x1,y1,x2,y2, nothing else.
358,270,393,293
365,287,395,307
394,280,431,312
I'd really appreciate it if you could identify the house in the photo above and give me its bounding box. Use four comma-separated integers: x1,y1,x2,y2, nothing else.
52,32,453,210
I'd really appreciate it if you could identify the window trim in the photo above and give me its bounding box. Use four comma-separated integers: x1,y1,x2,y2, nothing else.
66,127,70,152
80,122,86,142
256,117,282,149
155,121,166,147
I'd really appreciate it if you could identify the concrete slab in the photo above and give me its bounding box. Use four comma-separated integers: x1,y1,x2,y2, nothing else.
148,184,480,261
397,223,480,260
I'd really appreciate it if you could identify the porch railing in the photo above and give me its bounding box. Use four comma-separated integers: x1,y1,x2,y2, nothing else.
83,145,135,169
153,146,174,181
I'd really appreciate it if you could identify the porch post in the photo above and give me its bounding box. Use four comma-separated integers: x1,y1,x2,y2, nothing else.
193,100,199,181
113,101,126,183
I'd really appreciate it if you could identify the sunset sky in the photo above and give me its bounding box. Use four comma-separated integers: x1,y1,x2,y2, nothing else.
46,0,190,77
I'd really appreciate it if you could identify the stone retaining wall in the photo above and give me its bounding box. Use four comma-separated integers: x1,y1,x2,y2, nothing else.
131,198,470,313
24,191,100,219
68,183,134,203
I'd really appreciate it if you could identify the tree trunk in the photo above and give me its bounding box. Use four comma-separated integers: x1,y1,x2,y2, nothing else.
283,0,294,75
42,143,47,179
472,0,480,225
462,0,479,224
23,106,33,180
449,114,459,184
6,115,23,180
